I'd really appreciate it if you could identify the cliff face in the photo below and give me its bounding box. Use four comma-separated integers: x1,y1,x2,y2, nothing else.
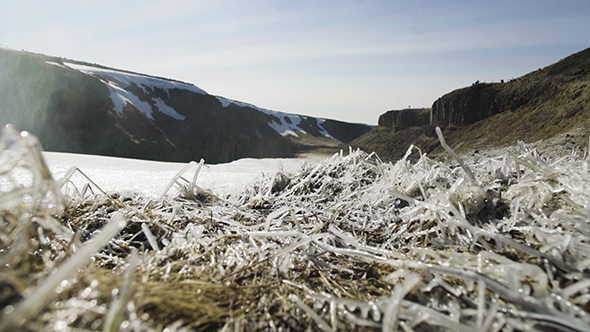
430,83,504,127
378,108,430,128
431,48,590,127
352,47,590,161
0,48,371,163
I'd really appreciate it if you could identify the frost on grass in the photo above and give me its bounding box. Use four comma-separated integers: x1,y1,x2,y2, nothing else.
2,124,590,332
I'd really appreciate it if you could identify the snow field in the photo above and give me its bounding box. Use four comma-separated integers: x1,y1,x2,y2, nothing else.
42,152,323,200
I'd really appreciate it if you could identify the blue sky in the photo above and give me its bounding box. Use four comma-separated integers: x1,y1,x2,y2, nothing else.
1,0,589,124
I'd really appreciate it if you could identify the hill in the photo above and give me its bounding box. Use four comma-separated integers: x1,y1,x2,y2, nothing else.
0,47,372,163
352,47,590,161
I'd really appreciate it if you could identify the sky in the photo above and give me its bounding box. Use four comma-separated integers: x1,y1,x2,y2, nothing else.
1,1,589,125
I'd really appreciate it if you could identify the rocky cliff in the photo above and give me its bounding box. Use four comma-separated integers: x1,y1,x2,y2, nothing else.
378,108,430,128
430,83,503,127
431,47,590,127
0,48,372,163
352,47,590,161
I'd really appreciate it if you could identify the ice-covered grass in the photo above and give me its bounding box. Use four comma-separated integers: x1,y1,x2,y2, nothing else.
2,124,590,331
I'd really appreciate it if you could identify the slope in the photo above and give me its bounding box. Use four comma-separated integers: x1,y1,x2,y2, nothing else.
352,47,590,161
0,47,372,163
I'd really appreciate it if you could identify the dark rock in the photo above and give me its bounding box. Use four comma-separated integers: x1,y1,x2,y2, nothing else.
320,119,373,143
378,108,430,128
431,83,503,127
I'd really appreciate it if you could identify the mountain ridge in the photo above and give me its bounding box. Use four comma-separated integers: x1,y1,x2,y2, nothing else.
0,47,372,163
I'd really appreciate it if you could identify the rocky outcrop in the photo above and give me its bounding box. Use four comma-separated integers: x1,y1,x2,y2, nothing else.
0,48,372,163
431,48,590,127
378,108,430,128
352,47,590,161
430,83,504,127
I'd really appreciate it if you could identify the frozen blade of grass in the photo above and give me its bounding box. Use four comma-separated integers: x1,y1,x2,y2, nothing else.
264,206,290,231
386,189,416,205
191,159,205,190
328,225,405,259
289,295,332,332
142,222,160,251
481,300,500,332
562,279,590,299
103,248,139,332
160,160,198,200
400,301,474,332
382,273,420,332
0,213,127,331
328,225,362,248
289,208,303,233
315,239,389,263
57,166,107,199
476,279,486,330
507,310,590,332
435,126,478,186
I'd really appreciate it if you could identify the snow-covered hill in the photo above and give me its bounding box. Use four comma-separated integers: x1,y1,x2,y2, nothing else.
0,47,372,163
62,61,336,139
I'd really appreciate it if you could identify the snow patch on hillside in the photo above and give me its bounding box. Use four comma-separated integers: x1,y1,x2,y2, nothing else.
64,62,196,121
316,118,335,140
45,61,65,68
64,63,206,95
270,114,309,138
106,80,154,119
59,61,337,140
216,96,335,139
153,98,185,120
